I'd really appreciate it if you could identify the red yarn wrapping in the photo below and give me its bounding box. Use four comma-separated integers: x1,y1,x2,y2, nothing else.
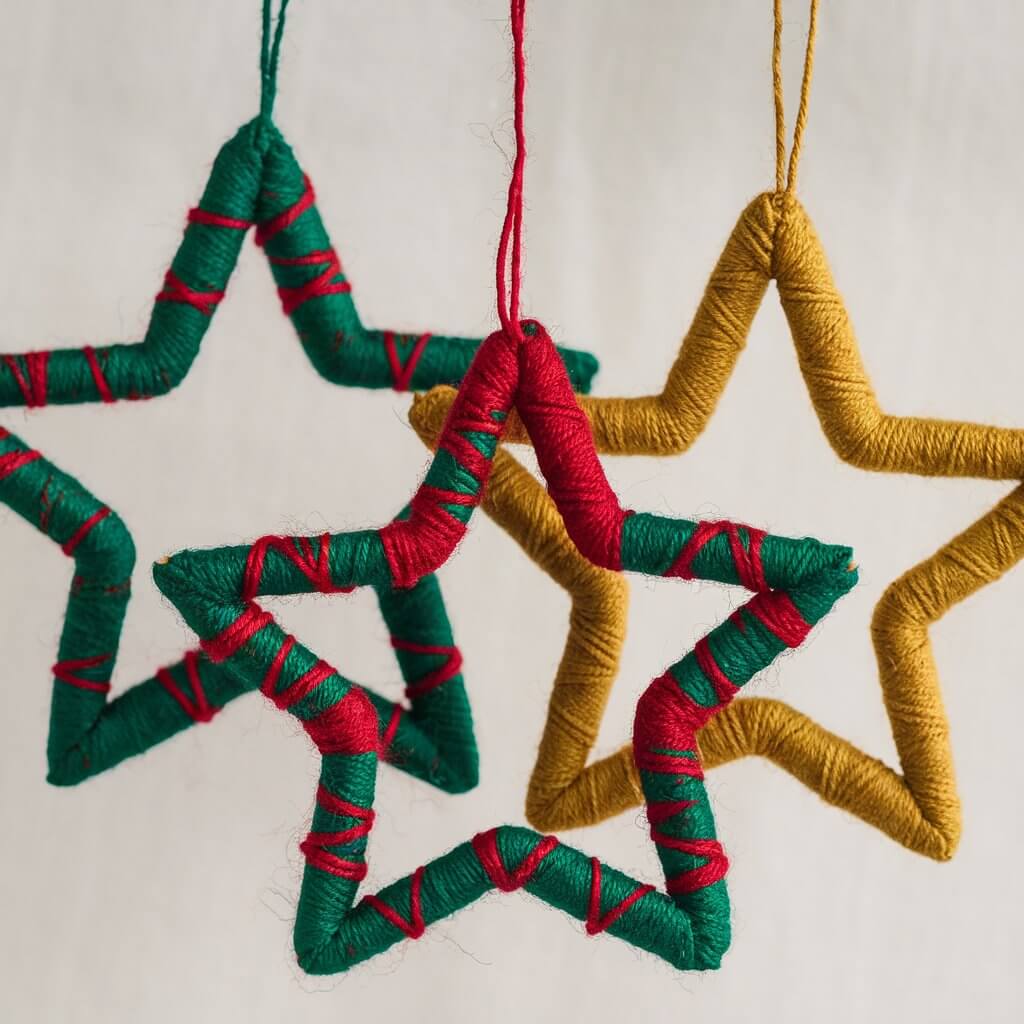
632,673,710,775
746,590,811,647
52,654,112,694
188,207,253,231
3,352,49,408
0,448,42,481
264,660,334,712
301,785,375,881
693,637,739,706
380,328,519,589
155,270,225,316
156,650,217,723
472,828,558,892
379,703,403,757
516,324,628,570
242,533,352,601
261,634,296,699
391,638,463,699
668,521,768,592
383,332,431,392
315,784,376,822
303,685,380,757
361,866,426,940
255,174,315,246
662,839,729,895
585,858,654,936
82,346,115,403
200,602,273,663
61,507,111,556
268,250,351,315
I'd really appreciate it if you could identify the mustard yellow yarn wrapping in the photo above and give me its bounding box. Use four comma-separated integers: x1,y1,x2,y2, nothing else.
498,190,1024,477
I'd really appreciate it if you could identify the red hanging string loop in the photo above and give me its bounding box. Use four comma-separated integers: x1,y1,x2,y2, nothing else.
495,0,528,342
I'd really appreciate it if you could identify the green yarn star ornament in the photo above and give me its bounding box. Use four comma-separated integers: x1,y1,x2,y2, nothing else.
152,490,853,974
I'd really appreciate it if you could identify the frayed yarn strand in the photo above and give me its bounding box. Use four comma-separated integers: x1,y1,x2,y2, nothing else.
773,0,819,194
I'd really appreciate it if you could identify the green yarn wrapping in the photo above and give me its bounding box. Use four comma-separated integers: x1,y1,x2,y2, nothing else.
254,128,599,392
0,120,598,406
152,496,855,974
0,428,476,791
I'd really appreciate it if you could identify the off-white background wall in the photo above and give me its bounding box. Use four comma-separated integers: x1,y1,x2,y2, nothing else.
1,2,1022,1021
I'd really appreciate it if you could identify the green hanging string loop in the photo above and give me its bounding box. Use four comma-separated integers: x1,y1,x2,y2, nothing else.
260,0,291,124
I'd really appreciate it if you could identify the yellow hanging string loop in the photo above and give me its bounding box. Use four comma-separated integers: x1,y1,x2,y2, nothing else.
773,0,819,193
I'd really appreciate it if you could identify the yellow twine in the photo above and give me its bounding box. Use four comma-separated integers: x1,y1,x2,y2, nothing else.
412,389,1024,860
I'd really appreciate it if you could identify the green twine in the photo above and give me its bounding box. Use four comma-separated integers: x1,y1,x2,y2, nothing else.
260,0,291,126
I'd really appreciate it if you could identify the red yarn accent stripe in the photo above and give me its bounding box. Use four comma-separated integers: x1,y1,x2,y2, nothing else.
668,521,726,581
0,448,42,481
3,352,49,408
265,660,334,712
662,838,730,895
391,638,464,699
300,843,368,881
585,858,654,936
155,270,224,316
380,488,471,591
472,829,558,892
261,634,296,699
380,702,403,755
53,654,112,693
156,650,217,723
693,637,739,706
81,346,115,403
315,784,373,823
646,800,697,826
200,603,273,663
61,507,111,556
304,686,380,756
242,533,349,601
516,327,628,570
632,749,704,777
668,521,768,592
746,590,811,647
362,865,426,940
729,525,767,592
383,332,432,392
632,672,711,774
255,174,315,246
269,249,351,315
187,207,253,230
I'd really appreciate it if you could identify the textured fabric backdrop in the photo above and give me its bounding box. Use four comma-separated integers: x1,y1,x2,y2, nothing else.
1,1,1021,1021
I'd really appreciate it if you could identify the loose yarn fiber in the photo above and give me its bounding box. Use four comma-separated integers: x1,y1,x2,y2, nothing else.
151,0,856,974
